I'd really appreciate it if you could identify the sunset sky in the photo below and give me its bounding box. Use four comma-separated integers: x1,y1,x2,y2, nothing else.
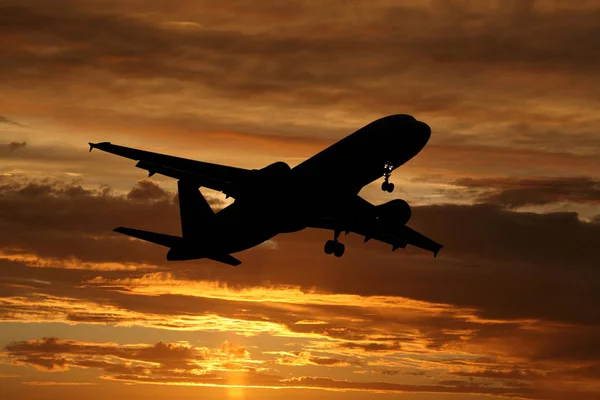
1,1,600,399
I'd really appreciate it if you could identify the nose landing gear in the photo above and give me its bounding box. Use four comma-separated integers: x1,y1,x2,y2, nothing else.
324,230,345,257
382,162,395,193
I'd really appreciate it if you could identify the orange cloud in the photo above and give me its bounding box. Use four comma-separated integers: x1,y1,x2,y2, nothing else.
4,337,254,374
5,336,575,398
22,381,97,386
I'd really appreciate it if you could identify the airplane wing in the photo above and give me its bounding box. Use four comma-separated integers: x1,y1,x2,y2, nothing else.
309,217,443,257
89,142,253,198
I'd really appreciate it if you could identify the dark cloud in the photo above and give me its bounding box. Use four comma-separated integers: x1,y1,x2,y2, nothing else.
0,177,233,265
377,369,401,375
127,179,171,201
278,376,535,398
453,368,544,381
3,1,600,85
386,370,426,377
0,116,24,127
454,363,600,387
274,351,355,367
454,177,600,207
547,363,600,381
1,141,28,154
416,145,600,179
338,341,402,353
1,177,599,328
0,177,179,264
4,337,246,374
2,0,600,157
7,141,26,152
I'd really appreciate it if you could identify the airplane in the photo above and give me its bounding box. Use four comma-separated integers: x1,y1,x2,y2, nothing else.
89,114,442,266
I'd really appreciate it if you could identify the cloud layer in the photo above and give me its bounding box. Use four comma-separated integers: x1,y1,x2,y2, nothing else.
0,176,599,398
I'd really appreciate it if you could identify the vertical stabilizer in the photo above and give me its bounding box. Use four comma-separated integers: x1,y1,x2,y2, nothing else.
178,180,215,238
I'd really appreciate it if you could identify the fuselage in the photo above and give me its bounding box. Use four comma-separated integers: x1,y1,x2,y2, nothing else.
177,114,431,257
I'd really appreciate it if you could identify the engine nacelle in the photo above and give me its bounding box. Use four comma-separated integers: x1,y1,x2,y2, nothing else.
376,199,411,226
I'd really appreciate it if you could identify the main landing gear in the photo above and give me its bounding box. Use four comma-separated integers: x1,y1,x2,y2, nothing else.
324,230,345,257
381,181,395,193
381,162,395,193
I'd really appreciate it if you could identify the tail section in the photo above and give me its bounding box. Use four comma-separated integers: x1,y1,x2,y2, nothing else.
178,180,215,238
114,180,242,266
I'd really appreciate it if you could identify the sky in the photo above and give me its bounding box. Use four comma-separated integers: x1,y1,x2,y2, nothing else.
1,0,600,399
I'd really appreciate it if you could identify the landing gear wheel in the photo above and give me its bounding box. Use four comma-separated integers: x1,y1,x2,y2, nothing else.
382,161,395,192
333,242,345,257
324,240,335,255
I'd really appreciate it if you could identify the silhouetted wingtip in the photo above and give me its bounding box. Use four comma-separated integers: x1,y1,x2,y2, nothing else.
433,246,443,258
88,141,111,152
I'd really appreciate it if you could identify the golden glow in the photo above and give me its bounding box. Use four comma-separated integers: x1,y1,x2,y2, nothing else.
0,250,154,271
227,372,246,399
87,273,468,313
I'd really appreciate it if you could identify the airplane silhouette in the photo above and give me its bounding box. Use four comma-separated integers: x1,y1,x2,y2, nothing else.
89,114,442,266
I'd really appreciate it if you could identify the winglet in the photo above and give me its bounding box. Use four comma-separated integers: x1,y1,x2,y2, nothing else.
433,246,443,258
88,142,111,152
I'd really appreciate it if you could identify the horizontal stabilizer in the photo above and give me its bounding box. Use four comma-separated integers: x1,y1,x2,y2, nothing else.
207,254,242,266
114,227,182,248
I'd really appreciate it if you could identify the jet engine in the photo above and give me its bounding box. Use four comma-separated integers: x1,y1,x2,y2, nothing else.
376,199,411,226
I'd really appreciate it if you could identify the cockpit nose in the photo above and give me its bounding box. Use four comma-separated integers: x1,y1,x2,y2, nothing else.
395,116,431,150
379,114,431,155
387,115,430,144
415,120,431,149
